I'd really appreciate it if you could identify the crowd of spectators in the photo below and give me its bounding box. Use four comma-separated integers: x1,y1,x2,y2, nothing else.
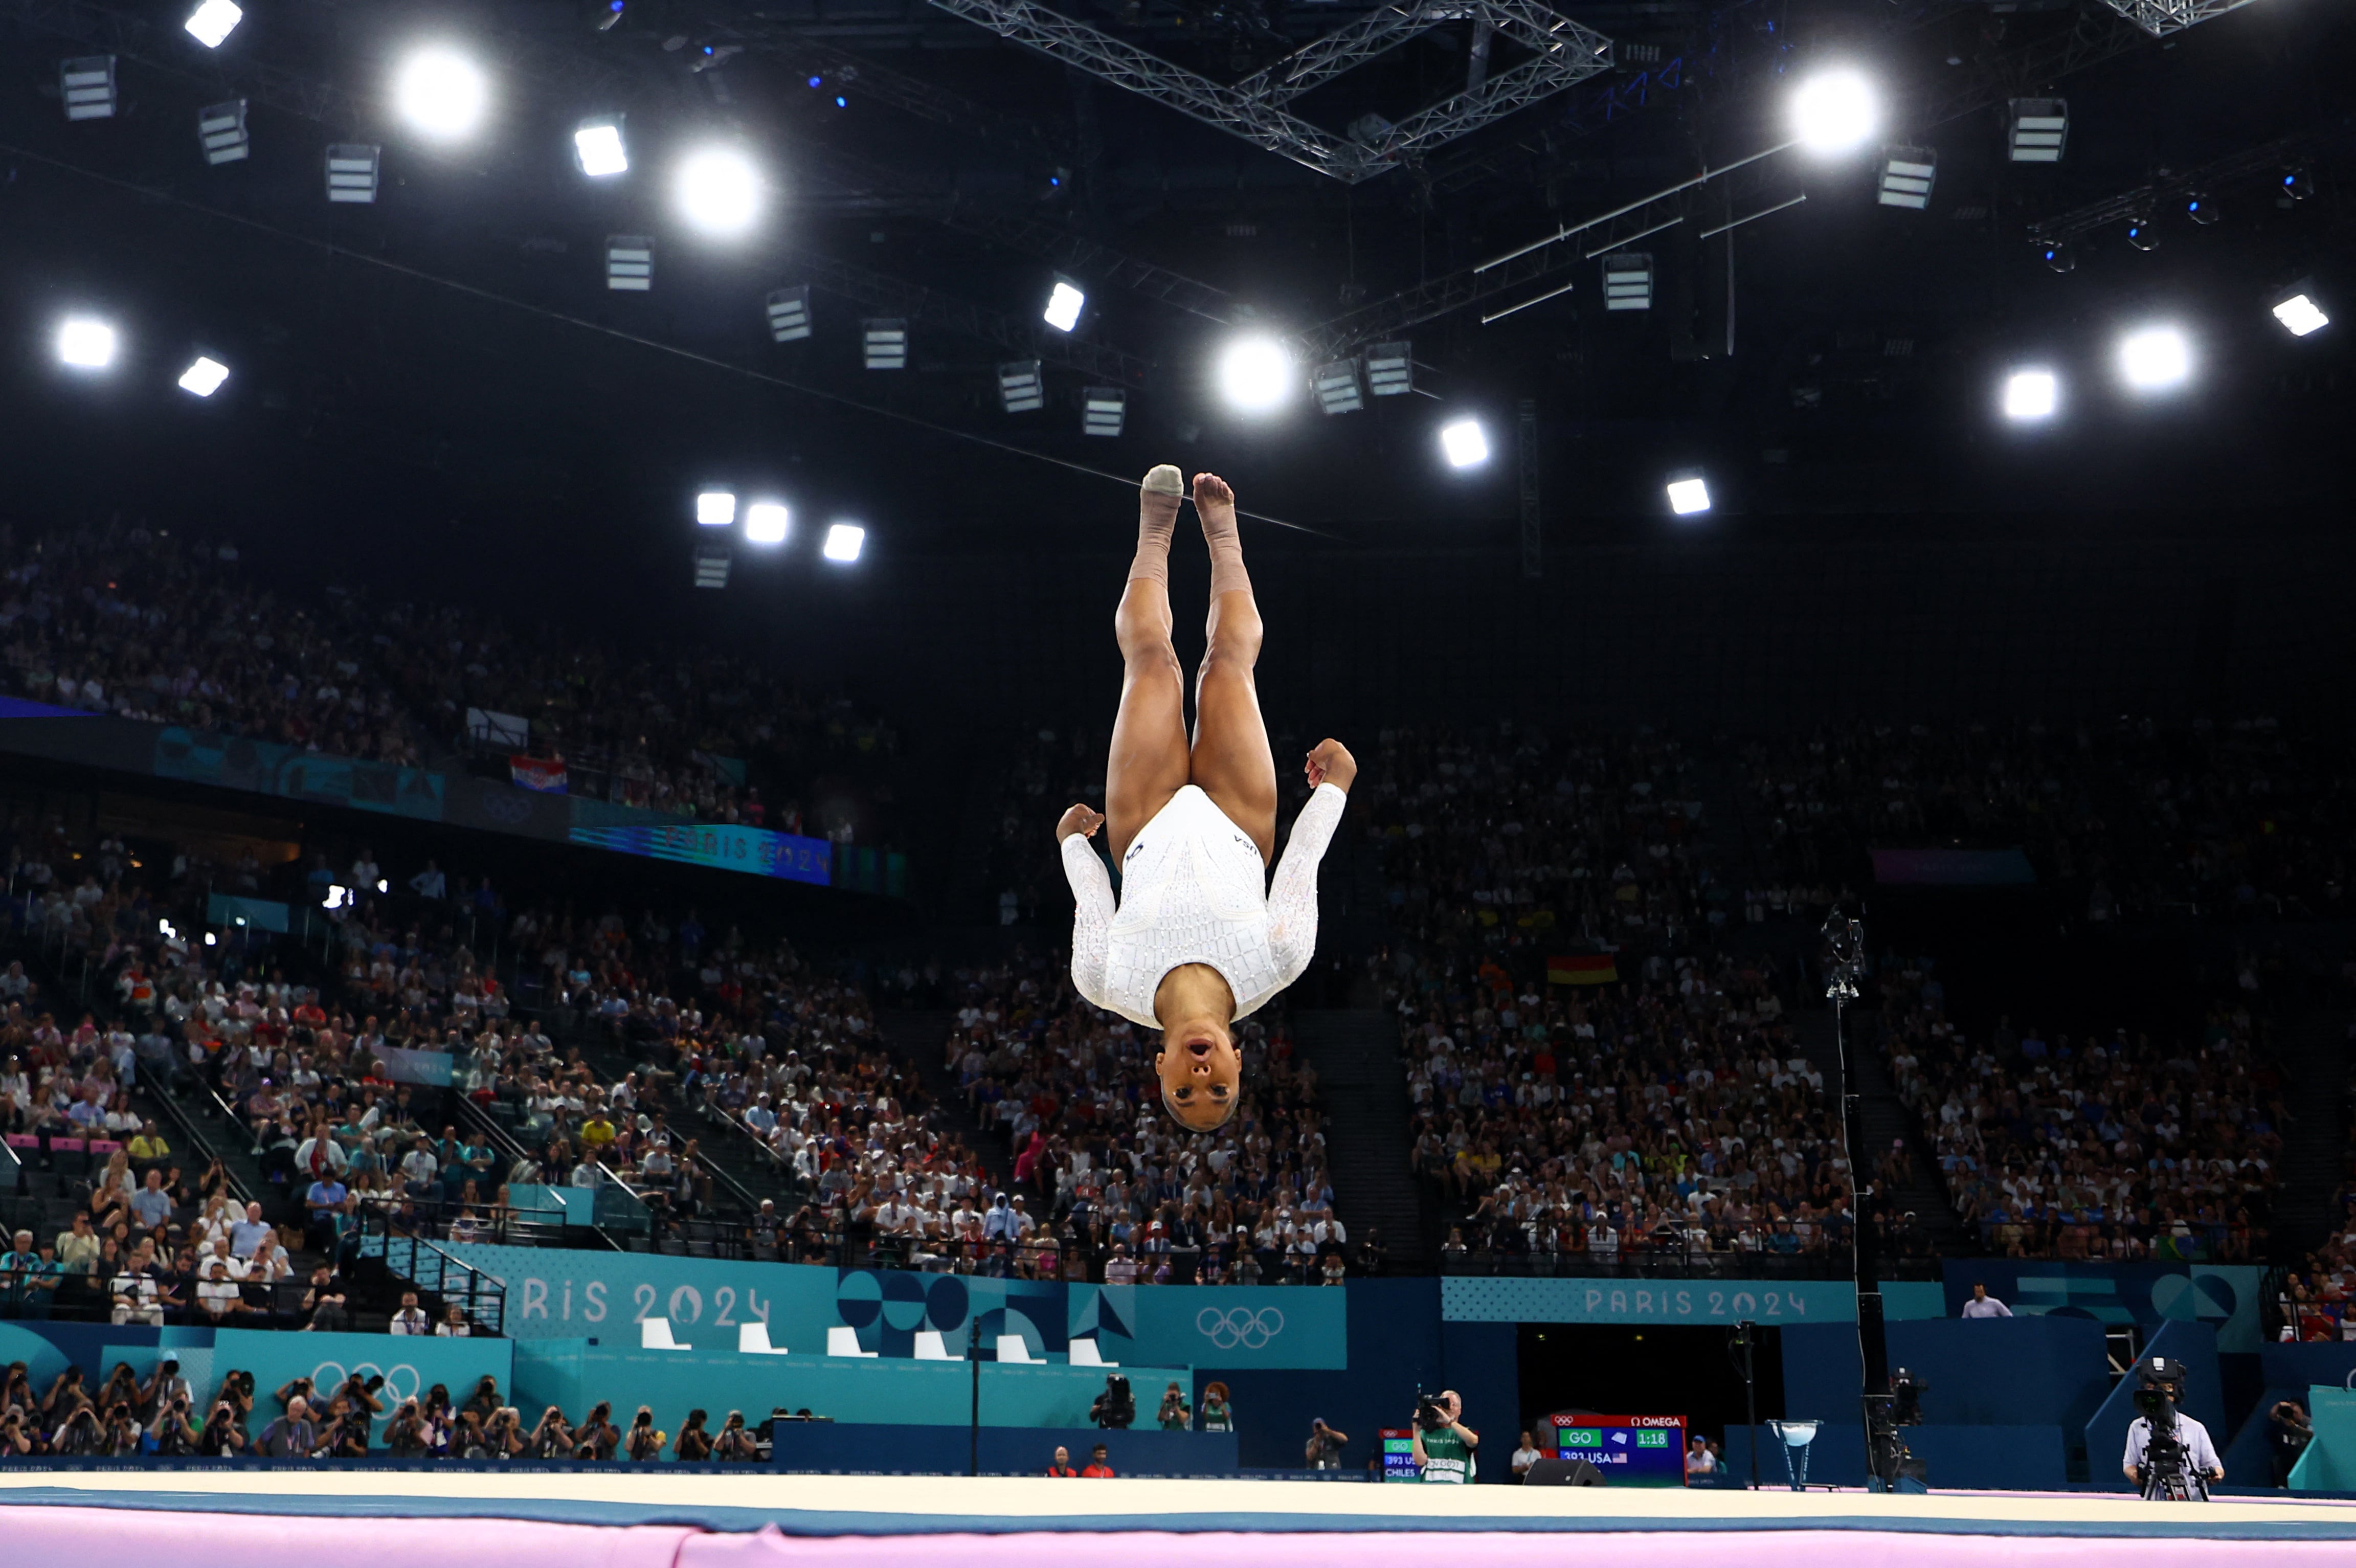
0,521,897,831
0,1359,766,1462
938,948,1359,1284
1736,716,2356,926
1869,954,2278,1261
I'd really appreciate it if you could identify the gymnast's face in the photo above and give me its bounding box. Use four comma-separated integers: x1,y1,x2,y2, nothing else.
1157,1025,1239,1131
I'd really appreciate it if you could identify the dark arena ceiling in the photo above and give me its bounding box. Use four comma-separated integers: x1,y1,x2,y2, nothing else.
0,0,2348,606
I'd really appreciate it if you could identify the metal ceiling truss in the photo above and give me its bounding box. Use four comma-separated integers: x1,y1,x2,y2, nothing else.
2025,131,2314,245
1912,3,2148,129
923,0,1612,183
790,249,1155,387
717,16,1074,159
1289,173,1792,361
2091,0,2261,38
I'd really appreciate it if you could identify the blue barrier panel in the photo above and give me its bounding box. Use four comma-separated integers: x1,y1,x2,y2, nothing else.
2083,1319,2223,1492
1884,1316,2110,1430
767,1422,1238,1475
1781,1322,1865,1425
1944,1261,2267,1353
444,1244,1345,1369
1901,1424,2069,1489
2223,1343,2356,1484
1442,1276,1857,1325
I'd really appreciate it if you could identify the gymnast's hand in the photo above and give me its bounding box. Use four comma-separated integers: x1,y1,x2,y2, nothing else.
1057,803,1106,843
1305,739,1357,793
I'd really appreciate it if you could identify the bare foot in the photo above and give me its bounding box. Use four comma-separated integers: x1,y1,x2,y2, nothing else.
1192,472,1236,530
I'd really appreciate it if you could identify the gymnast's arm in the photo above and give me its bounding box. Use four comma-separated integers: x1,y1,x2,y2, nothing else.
1059,804,1115,1010
1266,741,1357,983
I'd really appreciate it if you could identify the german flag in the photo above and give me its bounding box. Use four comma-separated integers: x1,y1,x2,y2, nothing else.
1547,954,1619,986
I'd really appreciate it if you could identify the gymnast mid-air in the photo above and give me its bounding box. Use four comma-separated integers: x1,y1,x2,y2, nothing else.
1059,465,1355,1133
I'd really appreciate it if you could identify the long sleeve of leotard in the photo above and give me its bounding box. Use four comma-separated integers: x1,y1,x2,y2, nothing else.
1265,781,1349,991
1062,833,1116,1013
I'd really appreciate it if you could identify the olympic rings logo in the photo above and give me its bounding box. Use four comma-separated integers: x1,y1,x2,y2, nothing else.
1197,1307,1285,1350
311,1359,421,1408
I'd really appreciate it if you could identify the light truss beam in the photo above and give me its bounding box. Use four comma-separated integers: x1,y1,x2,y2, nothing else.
924,0,1611,184
2025,131,2313,245
2091,0,2261,37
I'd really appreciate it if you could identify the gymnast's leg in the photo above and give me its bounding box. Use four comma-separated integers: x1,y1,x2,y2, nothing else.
1104,465,1193,864
1184,472,1277,864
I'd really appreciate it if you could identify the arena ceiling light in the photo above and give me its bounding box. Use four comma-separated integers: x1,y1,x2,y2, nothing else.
2117,325,2191,392
1439,418,1489,469
55,316,117,370
183,0,242,49
1666,477,1712,516
1043,278,1086,333
1217,334,1294,413
2273,285,2328,338
392,47,489,143
695,490,736,526
744,501,790,545
177,355,230,397
823,523,865,563
674,145,764,238
1790,70,1877,156
2001,368,2058,422
574,116,627,177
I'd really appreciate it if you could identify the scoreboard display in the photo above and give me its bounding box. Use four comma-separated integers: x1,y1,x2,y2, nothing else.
1380,1427,1420,1482
1547,1414,1688,1485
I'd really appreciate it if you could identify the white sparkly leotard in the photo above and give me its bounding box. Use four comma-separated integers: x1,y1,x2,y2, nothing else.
1062,781,1348,1029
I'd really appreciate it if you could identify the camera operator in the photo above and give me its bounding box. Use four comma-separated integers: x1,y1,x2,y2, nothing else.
712,1409,759,1463
199,1399,247,1457
151,1392,202,1456
2270,1399,2313,1488
1411,1391,1478,1484
1305,1417,1352,1470
2122,1357,2222,1500
1090,1375,1136,1430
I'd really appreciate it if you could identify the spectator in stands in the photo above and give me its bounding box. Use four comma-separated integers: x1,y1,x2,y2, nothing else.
389,1288,430,1335
1961,1282,2012,1318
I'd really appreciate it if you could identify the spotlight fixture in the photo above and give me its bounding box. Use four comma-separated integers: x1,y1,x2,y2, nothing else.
574,116,627,177
605,235,653,290
2007,98,2067,163
1217,335,1293,413
822,523,865,563
2117,326,2190,392
998,360,1044,413
1313,359,1364,415
1365,342,1414,397
744,502,789,545
1439,418,1489,469
184,0,242,49
1666,477,1711,516
692,543,732,589
176,356,230,397
1790,70,1876,155
197,99,249,164
2272,284,2328,338
765,286,812,342
1082,386,1126,437
862,319,907,370
2001,368,2057,422
325,144,380,203
695,490,736,527
61,56,116,121
2185,193,2219,227
1877,147,1935,210
392,47,489,143
674,145,764,237
1043,277,1086,333
2125,215,2161,253
55,317,117,370
2042,242,2075,275
1602,253,1653,311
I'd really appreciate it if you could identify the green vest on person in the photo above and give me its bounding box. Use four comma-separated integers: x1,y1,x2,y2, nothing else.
1420,1426,1471,1483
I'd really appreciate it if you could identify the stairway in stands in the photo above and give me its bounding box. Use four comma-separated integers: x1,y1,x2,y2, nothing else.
1788,1002,1973,1257
2270,1006,2351,1261
1293,1008,1429,1271
558,1021,791,1210
877,1007,1000,1179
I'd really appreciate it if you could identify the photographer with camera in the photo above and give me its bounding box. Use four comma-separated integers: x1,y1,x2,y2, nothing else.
2122,1357,2222,1500
1411,1391,1478,1484
198,1399,246,1457
1090,1374,1136,1430
1305,1417,1351,1470
150,1391,202,1457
